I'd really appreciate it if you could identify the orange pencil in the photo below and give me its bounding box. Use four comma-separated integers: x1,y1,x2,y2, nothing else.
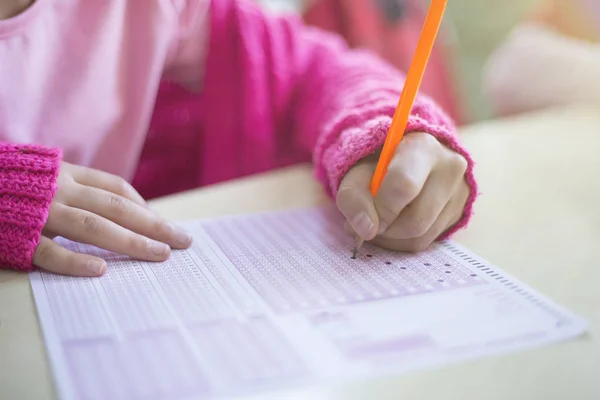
352,0,448,257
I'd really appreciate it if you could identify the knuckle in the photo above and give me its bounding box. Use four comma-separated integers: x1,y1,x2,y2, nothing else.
152,217,171,237
117,178,132,195
82,215,103,235
80,167,104,186
388,170,421,200
110,175,131,196
416,132,438,149
108,195,128,214
376,199,399,221
127,234,149,255
447,152,468,175
74,165,92,180
403,216,430,238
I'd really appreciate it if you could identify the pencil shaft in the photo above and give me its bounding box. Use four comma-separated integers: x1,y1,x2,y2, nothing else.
352,237,364,258
369,0,448,195
352,0,447,257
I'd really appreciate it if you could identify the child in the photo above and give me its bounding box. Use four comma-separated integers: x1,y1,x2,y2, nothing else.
0,0,477,277
483,0,600,116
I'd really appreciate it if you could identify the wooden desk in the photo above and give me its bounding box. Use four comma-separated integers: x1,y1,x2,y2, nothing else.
1,105,599,399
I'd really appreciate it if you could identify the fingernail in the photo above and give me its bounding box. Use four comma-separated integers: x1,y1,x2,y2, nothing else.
172,225,193,246
87,260,106,276
149,240,170,256
351,212,374,238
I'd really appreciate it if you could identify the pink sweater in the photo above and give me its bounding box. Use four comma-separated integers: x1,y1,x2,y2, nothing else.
0,0,477,272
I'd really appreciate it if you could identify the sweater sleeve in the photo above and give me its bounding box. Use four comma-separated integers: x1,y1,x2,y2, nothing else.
169,0,477,238
0,144,61,272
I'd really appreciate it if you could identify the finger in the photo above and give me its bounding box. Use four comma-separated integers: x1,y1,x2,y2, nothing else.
337,161,379,240
439,178,470,235
370,198,459,253
374,133,438,234
70,165,146,206
381,169,459,240
45,203,172,262
70,185,192,249
33,236,107,277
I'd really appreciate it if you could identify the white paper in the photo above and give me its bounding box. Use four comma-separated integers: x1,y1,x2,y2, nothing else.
29,206,588,400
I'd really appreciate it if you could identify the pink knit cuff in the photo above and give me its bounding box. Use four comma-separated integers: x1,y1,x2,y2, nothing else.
0,144,62,272
319,114,477,240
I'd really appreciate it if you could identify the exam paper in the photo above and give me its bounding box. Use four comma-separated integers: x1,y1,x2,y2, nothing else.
30,206,588,400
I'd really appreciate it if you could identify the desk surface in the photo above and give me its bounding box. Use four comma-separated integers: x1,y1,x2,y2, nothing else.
1,105,599,399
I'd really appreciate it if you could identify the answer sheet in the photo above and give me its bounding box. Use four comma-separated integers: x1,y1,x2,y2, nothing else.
30,206,588,400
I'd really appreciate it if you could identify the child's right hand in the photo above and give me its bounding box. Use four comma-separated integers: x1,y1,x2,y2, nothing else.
32,162,193,277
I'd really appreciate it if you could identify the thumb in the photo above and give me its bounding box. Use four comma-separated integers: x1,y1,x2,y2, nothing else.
336,162,380,241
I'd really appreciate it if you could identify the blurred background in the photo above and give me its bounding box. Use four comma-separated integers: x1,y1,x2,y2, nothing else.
256,0,543,123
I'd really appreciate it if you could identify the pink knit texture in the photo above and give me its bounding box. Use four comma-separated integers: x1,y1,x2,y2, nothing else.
0,144,61,271
0,0,477,271
136,0,478,240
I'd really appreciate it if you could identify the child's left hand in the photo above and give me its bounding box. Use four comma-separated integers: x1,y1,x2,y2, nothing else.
337,132,469,252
